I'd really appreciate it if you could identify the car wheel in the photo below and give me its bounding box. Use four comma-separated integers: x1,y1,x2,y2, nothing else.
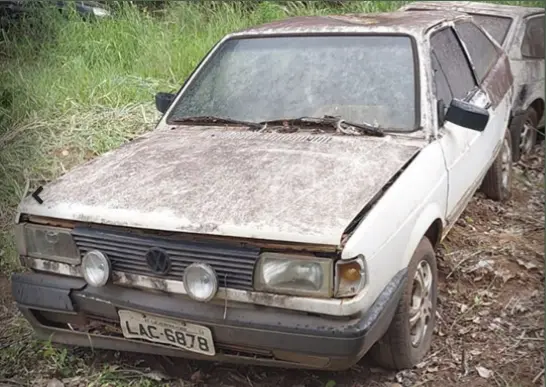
480,129,513,202
369,237,437,370
520,107,538,157
511,107,538,161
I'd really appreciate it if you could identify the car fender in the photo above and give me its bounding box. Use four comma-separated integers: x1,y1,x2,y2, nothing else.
513,81,545,116
341,141,447,261
341,141,448,308
401,202,445,269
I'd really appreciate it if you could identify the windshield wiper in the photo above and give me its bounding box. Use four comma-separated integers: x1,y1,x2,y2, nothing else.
260,116,385,137
171,115,385,137
170,116,264,130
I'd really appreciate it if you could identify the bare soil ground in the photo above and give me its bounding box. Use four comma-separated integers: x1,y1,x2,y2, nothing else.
0,148,543,387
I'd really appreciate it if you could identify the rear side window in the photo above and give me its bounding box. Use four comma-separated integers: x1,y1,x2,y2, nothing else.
455,22,499,82
522,15,545,59
470,14,513,45
431,28,476,101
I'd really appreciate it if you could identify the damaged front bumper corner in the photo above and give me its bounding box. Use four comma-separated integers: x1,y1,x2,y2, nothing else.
11,270,406,370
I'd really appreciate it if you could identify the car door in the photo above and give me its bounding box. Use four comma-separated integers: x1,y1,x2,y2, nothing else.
430,25,502,223
453,20,511,173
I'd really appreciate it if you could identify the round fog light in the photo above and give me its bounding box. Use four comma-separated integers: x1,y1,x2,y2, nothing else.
82,250,111,287
183,263,218,302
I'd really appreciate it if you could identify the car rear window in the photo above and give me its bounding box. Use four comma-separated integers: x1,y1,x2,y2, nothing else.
469,14,513,45
522,15,545,59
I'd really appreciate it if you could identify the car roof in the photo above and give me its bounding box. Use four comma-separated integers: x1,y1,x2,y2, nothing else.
401,1,544,19
229,10,469,38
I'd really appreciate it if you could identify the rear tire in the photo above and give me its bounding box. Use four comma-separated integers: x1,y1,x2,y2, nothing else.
369,237,437,370
480,129,513,202
512,107,538,161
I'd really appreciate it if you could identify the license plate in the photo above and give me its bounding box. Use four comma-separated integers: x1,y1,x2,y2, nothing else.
118,310,215,356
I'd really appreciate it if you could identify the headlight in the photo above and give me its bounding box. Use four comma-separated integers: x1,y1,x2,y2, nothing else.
82,250,111,287
15,224,80,264
254,253,333,297
335,256,366,297
184,263,218,302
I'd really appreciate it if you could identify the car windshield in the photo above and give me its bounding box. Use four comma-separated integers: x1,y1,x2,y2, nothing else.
168,35,419,131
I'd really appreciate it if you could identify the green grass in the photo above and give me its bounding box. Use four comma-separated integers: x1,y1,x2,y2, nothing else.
0,0,543,275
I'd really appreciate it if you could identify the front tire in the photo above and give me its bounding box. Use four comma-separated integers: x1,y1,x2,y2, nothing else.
369,237,438,370
480,129,513,202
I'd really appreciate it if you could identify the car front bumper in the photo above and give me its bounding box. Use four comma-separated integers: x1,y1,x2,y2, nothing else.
11,270,406,370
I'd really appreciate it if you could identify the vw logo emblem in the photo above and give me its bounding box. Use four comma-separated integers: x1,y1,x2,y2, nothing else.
145,247,171,275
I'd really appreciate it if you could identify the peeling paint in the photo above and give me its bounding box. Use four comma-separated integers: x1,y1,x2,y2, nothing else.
482,52,514,109
112,271,370,316
401,2,543,20
22,256,83,277
231,11,469,37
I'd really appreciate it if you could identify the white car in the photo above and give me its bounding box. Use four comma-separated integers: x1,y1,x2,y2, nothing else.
400,1,545,161
12,11,514,371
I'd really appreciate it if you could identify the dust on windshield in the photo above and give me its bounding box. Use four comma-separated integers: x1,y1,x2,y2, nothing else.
168,35,419,131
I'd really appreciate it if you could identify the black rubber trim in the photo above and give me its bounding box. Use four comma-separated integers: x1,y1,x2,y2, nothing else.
445,98,489,132
11,273,87,313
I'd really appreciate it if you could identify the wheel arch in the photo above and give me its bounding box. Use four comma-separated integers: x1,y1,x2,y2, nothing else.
424,218,444,249
530,98,545,123
401,204,445,268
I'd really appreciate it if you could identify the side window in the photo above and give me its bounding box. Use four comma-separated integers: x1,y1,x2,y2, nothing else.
431,52,453,110
430,28,476,101
470,14,512,46
455,22,499,82
522,15,545,59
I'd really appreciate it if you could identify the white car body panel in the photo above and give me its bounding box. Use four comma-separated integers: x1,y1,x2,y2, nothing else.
341,142,448,308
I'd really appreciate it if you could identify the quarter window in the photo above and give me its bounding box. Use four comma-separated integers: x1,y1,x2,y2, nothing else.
470,14,512,46
521,15,545,59
431,28,476,101
455,22,499,82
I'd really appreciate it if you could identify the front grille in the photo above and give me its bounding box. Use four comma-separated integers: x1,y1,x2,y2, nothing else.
72,227,260,290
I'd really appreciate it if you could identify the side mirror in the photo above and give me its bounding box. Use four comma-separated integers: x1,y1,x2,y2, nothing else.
444,98,489,132
155,92,175,114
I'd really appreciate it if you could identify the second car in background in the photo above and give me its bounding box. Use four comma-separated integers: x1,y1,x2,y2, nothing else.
401,1,545,161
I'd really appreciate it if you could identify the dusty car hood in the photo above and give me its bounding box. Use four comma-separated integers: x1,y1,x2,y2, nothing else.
18,127,425,245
